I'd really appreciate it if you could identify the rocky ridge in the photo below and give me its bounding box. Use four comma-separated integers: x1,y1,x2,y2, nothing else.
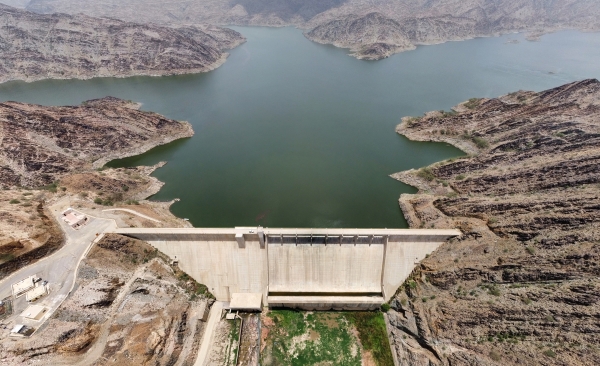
0,4,244,83
385,79,600,365
0,96,194,188
19,0,600,60
306,12,415,60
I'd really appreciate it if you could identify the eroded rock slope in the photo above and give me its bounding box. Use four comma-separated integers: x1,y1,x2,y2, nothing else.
20,0,600,59
0,97,193,188
386,79,600,365
0,234,212,365
0,4,244,83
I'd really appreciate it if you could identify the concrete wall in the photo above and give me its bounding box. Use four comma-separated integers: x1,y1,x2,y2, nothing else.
114,228,460,306
268,242,384,293
383,240,444,300
133,232,268,302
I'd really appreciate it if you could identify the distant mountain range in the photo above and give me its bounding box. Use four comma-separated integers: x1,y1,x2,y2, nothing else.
9,0,600,59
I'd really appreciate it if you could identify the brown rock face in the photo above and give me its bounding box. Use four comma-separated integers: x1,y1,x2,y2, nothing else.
22,0,600,59
388,80,600,365
0,97,194,188
402,79,600,245
306,12,415,60
0,4,244,83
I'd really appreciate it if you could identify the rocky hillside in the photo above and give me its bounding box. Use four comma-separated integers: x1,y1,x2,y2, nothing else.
386,79,600,365
19,0,600,59
0,4,244,83
0,234,212,365
306,12,415,60
306,0,600,59
0,97,193,188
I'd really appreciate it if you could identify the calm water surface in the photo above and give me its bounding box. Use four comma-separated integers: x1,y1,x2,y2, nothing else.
1,29,599,228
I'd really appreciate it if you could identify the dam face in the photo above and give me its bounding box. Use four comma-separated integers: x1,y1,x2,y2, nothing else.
114,227,459,310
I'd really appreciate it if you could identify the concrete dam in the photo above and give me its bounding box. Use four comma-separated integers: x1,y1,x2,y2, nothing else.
114,227,460,310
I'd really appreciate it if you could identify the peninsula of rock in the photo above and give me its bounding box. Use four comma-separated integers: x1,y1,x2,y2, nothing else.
0,4,245,83
0,96,194,188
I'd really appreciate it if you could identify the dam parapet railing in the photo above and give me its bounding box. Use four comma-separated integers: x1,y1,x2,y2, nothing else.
113,227,461,310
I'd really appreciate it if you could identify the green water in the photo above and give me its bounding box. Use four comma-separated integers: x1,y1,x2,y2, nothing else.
1,28,599,228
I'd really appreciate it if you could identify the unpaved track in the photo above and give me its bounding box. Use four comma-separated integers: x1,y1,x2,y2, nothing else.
194,301,223,366
52,261,156,366
102,208,161,223
175,301,208,366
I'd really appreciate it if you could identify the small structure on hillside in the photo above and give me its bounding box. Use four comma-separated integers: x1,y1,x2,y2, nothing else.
26,284,48,302
229,293,263,312
20,305,48,321
10,324,34,337
62,208,88,229
12,276,35,298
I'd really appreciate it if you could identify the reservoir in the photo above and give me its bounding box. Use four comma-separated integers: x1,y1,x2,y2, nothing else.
1,28,599,228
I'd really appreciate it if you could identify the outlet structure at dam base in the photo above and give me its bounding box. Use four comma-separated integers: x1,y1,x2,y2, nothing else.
114,227,460,310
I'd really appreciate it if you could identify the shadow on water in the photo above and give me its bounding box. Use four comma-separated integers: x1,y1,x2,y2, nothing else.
106,138,191,168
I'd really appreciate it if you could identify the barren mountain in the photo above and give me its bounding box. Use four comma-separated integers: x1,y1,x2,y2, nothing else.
307,12,415,60
386,79,600,365
17,0,600,59
0,4,244,83
0,97,194,188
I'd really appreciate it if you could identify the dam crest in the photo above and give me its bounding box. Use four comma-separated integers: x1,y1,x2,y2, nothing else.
114,227,460,310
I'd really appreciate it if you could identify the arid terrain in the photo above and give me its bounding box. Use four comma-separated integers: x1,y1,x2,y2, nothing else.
0,96,193,188
13,0,600,59
0,97,194,280
0,189,63,279
0,4,244,83
0,234,213,365
386,79,600,365
0,92,211,365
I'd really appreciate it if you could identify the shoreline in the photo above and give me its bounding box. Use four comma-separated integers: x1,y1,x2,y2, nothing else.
92,121,194,169
305,26,600,61
0,53,234,86
390,105,475,228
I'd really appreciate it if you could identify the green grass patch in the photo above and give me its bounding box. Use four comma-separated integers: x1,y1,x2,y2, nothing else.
262,311,394,366
345,312,394,366
464,98,482,109
262,310,361,366
472,136,489,148
42,181,59,193
0,253,15,264
417,167,436,182
223,318,241,366
439,110,458,117
543,349,556,358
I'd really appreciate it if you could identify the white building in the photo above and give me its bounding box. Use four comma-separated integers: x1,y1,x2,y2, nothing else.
26,285,48,302
62,208,87,228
